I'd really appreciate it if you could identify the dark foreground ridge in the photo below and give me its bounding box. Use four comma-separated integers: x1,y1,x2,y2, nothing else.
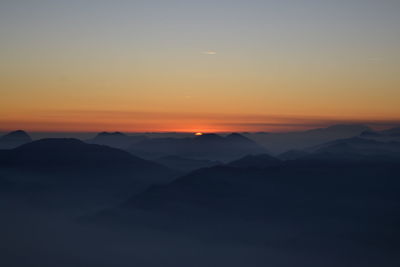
1,130,400,267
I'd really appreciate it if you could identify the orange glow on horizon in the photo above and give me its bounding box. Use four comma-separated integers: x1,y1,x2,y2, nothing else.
1,1,400,135
0,111,399,134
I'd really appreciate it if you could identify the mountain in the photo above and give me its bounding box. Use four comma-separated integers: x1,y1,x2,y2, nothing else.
0,138,179,182
128,133,267,162
227,154,281,169
0,138,179,212
3,131,400,266
92,159,400,257
154,155,220,172
0,130,32,149
0,138,156,169
303,137,400,162
278,149,310,160
244,124,372,154
276,137,400,162
359,130,382,138
356,127,400,143
381,127,400,137
86,132,147,149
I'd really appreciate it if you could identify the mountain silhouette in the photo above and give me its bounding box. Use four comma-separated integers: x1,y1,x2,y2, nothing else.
0,138,179,212
306,137,400,161
381,127,400,137
227,154,281,169
0,130,32,149
245,124,372,154
356,127,400,143
128,133,267,161
154,155,220,172
308,137,400,154
86,132,147,149
0,138,159,169
92,158,400,253
278,149,310,160
3,127,400,267
359,130,382,138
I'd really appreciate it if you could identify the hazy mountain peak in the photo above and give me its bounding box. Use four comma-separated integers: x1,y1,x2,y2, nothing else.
0,130,32,149
226,132,244,137
87,132,147,149
325,124,371,131
97,131,126,137
308,137,378,152
1,130,31,140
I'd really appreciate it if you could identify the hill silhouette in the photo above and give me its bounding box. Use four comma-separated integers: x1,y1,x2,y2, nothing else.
0,130,32,149
0,138,179,212
86,132,147,149
0,138,163,169
129,133,267,161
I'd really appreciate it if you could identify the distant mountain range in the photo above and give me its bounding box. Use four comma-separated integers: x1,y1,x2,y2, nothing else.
227,154,282,169
244,124,373,154
128,133,267,161
2,127,400,266
276,137,400,162
86,132,147,149
359,127,400,140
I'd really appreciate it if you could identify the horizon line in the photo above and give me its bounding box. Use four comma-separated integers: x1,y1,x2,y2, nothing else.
1,123,399,135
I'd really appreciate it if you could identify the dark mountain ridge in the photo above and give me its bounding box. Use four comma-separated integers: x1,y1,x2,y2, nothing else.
0,138,179,213
276,137,400,162
128,133,267,161
305,137,400,161
227,154,282,169
244,124,372,154
0,138,158,169
154,155,220,172
91,156,400,260
0,130,32,149
86,132,147,149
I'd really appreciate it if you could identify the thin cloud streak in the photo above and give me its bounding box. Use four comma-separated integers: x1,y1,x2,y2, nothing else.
202,51,217,55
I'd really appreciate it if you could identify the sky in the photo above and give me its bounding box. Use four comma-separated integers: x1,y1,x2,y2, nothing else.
1,0,400,132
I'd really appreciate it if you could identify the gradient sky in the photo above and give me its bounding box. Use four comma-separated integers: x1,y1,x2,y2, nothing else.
1,0,400,132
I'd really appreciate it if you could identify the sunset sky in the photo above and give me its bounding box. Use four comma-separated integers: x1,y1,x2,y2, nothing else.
1,0,400,132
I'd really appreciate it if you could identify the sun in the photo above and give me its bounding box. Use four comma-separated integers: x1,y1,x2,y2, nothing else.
194,132,203,136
